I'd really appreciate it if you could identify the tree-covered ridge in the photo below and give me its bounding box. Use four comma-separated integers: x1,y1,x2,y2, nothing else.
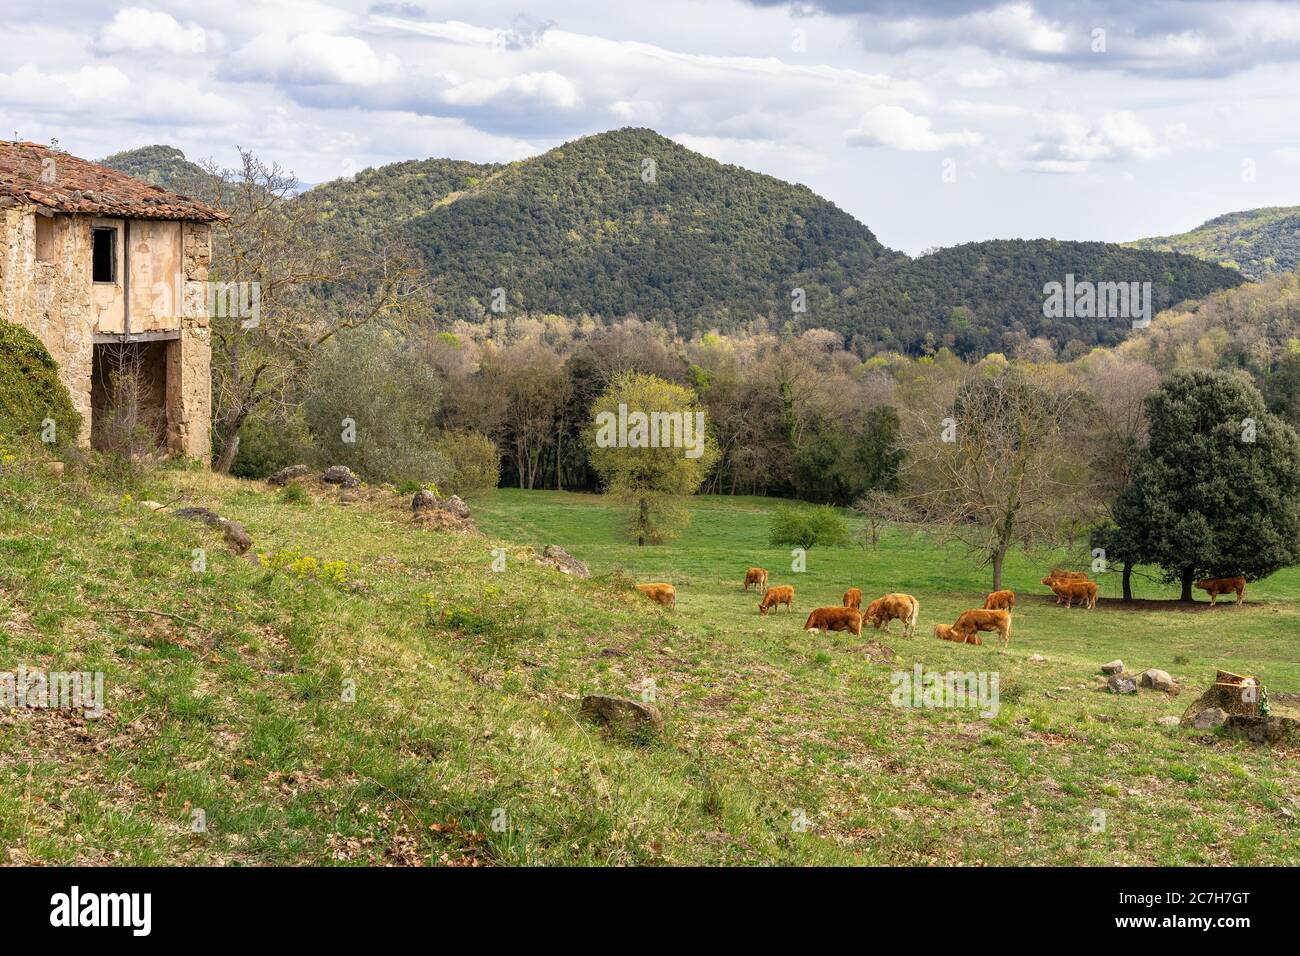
100,130,1245,358
850,239,1246,359
403,127,901,335
304,156,502,242
1128,206,1300,279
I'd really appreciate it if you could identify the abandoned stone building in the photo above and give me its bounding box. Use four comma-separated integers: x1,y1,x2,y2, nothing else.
0,141,224,459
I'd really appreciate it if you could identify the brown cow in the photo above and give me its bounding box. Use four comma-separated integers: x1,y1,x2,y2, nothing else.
1048,568,1088,581
1196,576,1246,606
952,608,1012,646
1042,576,1097,609
743,567,769,592
934,622,982,645
804,606,863,636
863,592,919,636
983,589,1015,611
759,585,795,615
635,583,676,608
843,587,862,610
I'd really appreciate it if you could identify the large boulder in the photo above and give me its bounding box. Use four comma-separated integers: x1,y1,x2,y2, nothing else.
1190,707,1228,730
580,694,663,737
1139,668,1179,694
321,465,360,488
535,545,590,579
219,518,252,554
1106,673,1137,695
268,464,310,486
411,489,437,512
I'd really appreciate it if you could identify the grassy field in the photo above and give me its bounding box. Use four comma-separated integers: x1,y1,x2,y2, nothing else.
2,459,1298,865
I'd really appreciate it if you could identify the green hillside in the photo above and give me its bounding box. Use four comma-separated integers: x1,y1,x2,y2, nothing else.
1129,207,1300,279
98,144,217,201
3,455,1299,865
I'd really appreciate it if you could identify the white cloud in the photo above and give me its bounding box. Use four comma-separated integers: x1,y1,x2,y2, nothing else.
1021,110,1183,172
846,105,982,151
225,32,401,86
92,8,207,56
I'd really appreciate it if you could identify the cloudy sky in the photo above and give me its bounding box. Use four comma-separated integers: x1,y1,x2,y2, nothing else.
2,0,1298,253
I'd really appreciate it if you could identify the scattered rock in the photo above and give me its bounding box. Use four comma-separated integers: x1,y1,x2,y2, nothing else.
535,544,590,579
321,465,360,488
1101,659,1124,675
1156,716,1181,728
218,518,252,554
411,489,437,512
173,506,222,527
1190,707,1228,730
441,495,471,519
1139,668,1179,694
139,500,166,512
580,694,663,736
1028,653,1046,663
267,464,310,486
1106,673,1137,694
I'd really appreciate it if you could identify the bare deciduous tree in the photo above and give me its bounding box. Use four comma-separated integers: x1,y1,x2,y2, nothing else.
199,150,426,472
900,363,1090,589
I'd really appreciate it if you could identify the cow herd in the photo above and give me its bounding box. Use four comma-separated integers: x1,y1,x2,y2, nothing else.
630,563,1248,639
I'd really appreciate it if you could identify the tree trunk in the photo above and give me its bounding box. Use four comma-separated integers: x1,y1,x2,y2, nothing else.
638,497,648,547
1121,562,1133,601
1180,566,1195,602
212,409,249,474
991,547,1006,591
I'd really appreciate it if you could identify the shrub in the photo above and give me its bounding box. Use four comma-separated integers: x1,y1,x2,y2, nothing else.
431,429,500,495
232,410,316,480
0,318,80,446
303,332,446,487
768,503,850,550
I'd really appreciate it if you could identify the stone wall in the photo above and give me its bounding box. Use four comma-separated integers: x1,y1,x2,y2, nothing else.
0,205,213,461
0,207,96,444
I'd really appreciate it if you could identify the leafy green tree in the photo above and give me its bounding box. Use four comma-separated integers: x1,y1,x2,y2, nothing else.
768,503,850,551
1110,368,1300,601
585,372,718,545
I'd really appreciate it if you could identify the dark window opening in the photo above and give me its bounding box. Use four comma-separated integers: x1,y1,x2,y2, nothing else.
92,227,117,283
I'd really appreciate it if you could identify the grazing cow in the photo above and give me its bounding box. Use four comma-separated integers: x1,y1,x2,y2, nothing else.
759,585,795,615
635,583,676,609
1196,576,1246,606
952,608,1012,646
983,589,1015,611
843,587,862,610
804,606,863,636
1047,568,1088,581
744,567,769,592
934,622,982,646
1042,576,1097,609
863,593,920,636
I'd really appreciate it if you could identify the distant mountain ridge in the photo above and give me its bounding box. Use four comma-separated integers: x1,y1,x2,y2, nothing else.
101,130,1246,357
1128,206,1300,279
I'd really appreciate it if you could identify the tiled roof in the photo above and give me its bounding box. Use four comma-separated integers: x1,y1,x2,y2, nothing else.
0,141,225,222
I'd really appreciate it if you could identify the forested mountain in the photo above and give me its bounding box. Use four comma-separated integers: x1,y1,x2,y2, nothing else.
102,130,1246,357
99,144,216,199
1128,207,1300,279
402,128,900,335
